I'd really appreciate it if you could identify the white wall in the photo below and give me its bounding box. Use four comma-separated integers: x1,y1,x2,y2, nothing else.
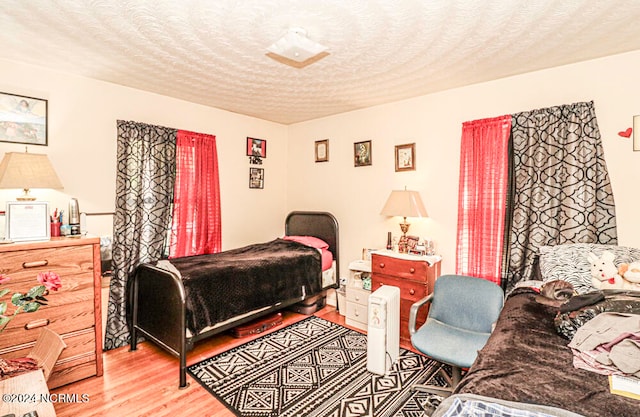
287,50,640,281
0,59,289,250
2,50,639,284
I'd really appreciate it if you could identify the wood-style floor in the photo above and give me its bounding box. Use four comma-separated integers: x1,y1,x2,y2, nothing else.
51,306,413,417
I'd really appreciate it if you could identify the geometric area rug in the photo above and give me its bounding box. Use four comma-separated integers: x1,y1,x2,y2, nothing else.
187,316,448,417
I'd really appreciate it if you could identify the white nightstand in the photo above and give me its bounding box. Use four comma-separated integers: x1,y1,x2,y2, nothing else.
345,259,372,331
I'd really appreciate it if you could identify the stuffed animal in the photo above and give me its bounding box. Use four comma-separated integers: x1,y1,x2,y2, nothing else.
588,251,626,290
618,261,640,291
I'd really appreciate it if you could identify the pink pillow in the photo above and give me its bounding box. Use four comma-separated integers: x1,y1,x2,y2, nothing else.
283,235,329,250
320,248,334,271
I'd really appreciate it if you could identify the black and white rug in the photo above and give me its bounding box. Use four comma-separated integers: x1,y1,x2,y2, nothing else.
187,316,448,417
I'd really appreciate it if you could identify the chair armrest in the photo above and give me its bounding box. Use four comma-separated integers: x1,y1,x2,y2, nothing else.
409,294,433,336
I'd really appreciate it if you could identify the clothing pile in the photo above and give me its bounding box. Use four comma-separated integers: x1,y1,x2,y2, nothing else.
568,312,640,377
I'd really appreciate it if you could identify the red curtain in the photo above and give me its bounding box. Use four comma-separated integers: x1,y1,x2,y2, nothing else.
169,130,221,258
456,115,512,285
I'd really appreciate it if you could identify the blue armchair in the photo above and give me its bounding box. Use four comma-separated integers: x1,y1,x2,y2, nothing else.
408,274,504,396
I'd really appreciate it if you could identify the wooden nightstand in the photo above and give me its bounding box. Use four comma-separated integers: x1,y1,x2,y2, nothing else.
371,251,441,344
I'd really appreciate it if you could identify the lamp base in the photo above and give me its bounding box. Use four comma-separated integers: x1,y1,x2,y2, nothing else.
398,219,411,253
16,188,36,201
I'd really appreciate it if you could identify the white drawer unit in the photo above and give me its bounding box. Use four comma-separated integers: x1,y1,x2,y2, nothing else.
345,259,371,331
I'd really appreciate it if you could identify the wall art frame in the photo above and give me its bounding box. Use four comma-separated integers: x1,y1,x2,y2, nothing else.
0,92,48,146
249,167,264,189
5,201,50,242
247,137,266,158
395,143,416,172
354,140,372,167
315,139,329,162
634,115,639,152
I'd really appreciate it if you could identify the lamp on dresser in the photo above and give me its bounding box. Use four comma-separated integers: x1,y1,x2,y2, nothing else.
380,187,428,252
0,150,63,200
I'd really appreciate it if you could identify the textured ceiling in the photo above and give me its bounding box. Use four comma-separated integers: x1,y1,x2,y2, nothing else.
1,0,640,125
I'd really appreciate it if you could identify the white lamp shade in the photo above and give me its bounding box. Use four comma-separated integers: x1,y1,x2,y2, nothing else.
380,189,428,218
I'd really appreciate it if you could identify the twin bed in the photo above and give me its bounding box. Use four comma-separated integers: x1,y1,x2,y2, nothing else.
129,211,339,388
433,243,640,417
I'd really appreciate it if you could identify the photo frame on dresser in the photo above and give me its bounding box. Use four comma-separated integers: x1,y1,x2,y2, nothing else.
5,201,50,241
0,92,48,146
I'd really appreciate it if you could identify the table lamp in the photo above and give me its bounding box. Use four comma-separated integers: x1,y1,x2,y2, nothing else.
380,188,428,250
0,150,64,200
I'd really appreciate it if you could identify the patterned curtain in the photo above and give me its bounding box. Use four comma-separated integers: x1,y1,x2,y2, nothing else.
505,101,617,290
456,116,512,285
104,120,177,350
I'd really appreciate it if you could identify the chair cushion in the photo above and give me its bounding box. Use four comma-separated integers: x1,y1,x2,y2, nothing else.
411,318,490,368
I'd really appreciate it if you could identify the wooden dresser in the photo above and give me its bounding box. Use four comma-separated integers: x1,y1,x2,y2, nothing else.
371,251,441,344
0,237,103,389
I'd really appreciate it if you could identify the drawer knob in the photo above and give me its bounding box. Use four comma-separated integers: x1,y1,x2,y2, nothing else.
354,311,360,317
25,318,50,330
379,263,385,269
409,289,415,295
355,295,360,302
409,267,415,273
22,260,49,269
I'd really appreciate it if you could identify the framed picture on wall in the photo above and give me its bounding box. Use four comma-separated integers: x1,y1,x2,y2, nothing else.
315,139,329,162
395,143,415,172
354,140,372,167
249,167,264,189
246,137,267,158
0,92,48,146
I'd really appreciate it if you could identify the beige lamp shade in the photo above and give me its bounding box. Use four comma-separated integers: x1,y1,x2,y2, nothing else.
0,151,64,200
380,189,428,218
381,189,428,245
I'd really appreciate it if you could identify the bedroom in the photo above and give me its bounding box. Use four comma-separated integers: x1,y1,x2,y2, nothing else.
1,1,640,416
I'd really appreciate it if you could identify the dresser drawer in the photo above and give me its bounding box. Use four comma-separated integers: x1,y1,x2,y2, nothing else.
0,245,94,282
0,299,95,350
346,287,369,305
345,300,368,325
371,275,427,303
372,254,428,282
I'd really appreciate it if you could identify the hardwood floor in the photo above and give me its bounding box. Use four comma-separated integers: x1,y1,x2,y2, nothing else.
50,306,413,417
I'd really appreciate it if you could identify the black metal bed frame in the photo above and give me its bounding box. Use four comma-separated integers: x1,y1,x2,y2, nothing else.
129,211,339,388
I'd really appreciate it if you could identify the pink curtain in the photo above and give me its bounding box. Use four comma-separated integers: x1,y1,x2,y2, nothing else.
169,130,221,258
456,115,512,285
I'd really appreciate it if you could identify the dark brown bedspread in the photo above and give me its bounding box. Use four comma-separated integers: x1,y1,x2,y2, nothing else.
455,288,638,417
168,238,321,334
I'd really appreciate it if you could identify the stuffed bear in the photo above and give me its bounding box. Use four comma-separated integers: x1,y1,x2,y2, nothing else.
588,251,626,290
618,261,640,291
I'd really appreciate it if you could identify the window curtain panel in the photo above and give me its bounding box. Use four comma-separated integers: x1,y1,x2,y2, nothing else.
104,120,177,350
505,101,617,289
169,130,221,258
456,116,512,285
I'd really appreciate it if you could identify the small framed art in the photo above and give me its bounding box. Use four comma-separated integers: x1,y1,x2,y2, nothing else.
395,143,415,172
0,92,48,146
315,139,329,162
634,115,639,152
247,137,267,158
354,140,372,167
249,167,264,189
5,201,50,241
